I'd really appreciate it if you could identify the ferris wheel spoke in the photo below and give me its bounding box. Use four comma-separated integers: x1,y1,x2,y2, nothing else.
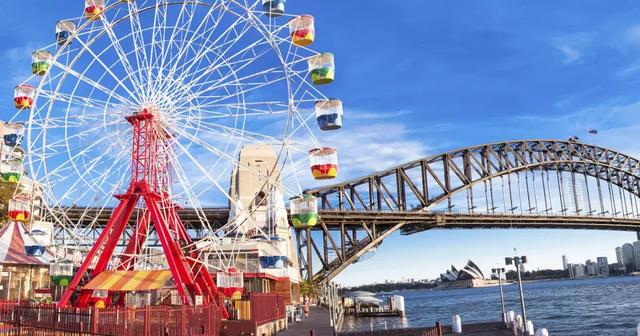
174,118,283,145
174,63,297,111
99,14,145,96
157,1,223,93
164,125,263,237
164,6,264,94
178,106,289,121
37,90,120,110
69,37,142,104
171,126,298,197
126,0,152,92
51,60,135,107
180,50,309,100
32,122,123,162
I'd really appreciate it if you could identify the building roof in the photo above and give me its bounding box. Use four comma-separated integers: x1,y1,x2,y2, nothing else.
440,260,485,282
0,222,53,265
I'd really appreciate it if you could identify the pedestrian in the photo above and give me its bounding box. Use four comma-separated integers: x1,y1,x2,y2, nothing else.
304,300,310,318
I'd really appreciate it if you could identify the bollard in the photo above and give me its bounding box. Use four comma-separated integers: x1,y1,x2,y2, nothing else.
535,328,549,336
514,315,523,335
507,311,515,327
452,314,462,334
526,320,534,335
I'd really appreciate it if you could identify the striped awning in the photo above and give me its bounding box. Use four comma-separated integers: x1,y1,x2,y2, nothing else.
84,270,172,291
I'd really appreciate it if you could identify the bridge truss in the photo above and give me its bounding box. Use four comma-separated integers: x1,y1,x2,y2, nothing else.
300,140,640,282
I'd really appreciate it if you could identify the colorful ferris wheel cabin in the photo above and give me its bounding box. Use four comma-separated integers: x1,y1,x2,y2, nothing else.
309,147,338,180
32,51,52,76
290,194,318,228
259,255,287,269
315,99,343,131
8,199,29,222
4,134,21,147
216,268,244,300
56,20,77,45
308,53,335,85
50,261,74,287
262,0,285,17
85,0,105,21
289,15,315,46
14,84,35,110
1,172,21,183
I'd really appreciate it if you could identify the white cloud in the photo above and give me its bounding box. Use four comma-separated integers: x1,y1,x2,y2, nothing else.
558,45,582,64
552,33,589,64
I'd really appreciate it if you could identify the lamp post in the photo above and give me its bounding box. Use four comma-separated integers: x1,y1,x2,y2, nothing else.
491,267,506,324
505,250,529,333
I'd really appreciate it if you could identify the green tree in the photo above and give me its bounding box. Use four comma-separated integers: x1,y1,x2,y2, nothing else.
300,280,320,300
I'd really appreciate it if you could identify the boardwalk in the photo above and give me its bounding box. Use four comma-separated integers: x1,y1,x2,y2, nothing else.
277,306,335,336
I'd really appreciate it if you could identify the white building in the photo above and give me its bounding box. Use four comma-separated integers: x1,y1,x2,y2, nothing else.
571,264,586,278
562,255,568,270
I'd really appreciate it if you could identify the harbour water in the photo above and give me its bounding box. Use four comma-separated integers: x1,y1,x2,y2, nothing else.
341,276,640,335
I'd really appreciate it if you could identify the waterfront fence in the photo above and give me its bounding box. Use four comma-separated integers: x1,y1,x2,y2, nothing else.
338,322,442,336
0,301,221,336
249,293,286,325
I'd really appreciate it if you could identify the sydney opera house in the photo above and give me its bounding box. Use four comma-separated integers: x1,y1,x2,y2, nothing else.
438,260,497,289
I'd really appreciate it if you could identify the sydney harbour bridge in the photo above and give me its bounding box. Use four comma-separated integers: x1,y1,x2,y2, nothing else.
52,139,640,283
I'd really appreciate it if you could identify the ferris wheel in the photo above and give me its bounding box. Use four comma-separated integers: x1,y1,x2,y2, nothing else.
9,0,343,307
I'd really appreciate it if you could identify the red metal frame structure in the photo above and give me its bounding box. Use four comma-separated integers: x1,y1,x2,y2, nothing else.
58,109,225,316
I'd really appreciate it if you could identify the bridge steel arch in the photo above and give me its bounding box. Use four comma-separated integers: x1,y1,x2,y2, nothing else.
299,140,640,283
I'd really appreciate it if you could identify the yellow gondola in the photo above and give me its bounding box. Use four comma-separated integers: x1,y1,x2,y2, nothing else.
85,0,105,21
289,15,315,47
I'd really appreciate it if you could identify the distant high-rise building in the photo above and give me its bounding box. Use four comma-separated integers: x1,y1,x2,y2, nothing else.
622,243,636,272
585,260,598,276
616,246,624,265
633,241,640,271
562,255,568,270
597,257,609,276
572,264,586,278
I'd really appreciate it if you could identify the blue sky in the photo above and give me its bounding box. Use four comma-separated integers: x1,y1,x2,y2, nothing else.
3,1,640,285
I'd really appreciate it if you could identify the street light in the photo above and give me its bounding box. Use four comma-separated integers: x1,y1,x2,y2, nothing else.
491,267,506,325
505,249,529,333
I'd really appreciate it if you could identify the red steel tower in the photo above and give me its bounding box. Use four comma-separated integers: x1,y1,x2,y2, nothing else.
58,108,224,315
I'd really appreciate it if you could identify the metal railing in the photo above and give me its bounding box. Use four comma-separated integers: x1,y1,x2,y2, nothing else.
338,323,442,336
0,301,221,336
249,293,286,325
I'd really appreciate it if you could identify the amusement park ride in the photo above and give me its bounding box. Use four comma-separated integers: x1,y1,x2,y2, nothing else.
5,0,340,316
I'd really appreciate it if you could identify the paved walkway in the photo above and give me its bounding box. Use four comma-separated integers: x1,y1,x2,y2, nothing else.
277,306,335,336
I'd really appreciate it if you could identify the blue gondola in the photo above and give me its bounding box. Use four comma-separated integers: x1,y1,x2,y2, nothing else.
262,0,285,17
25,245,45,256
4,134,19,147
56,21,76,46
259,255,287,269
